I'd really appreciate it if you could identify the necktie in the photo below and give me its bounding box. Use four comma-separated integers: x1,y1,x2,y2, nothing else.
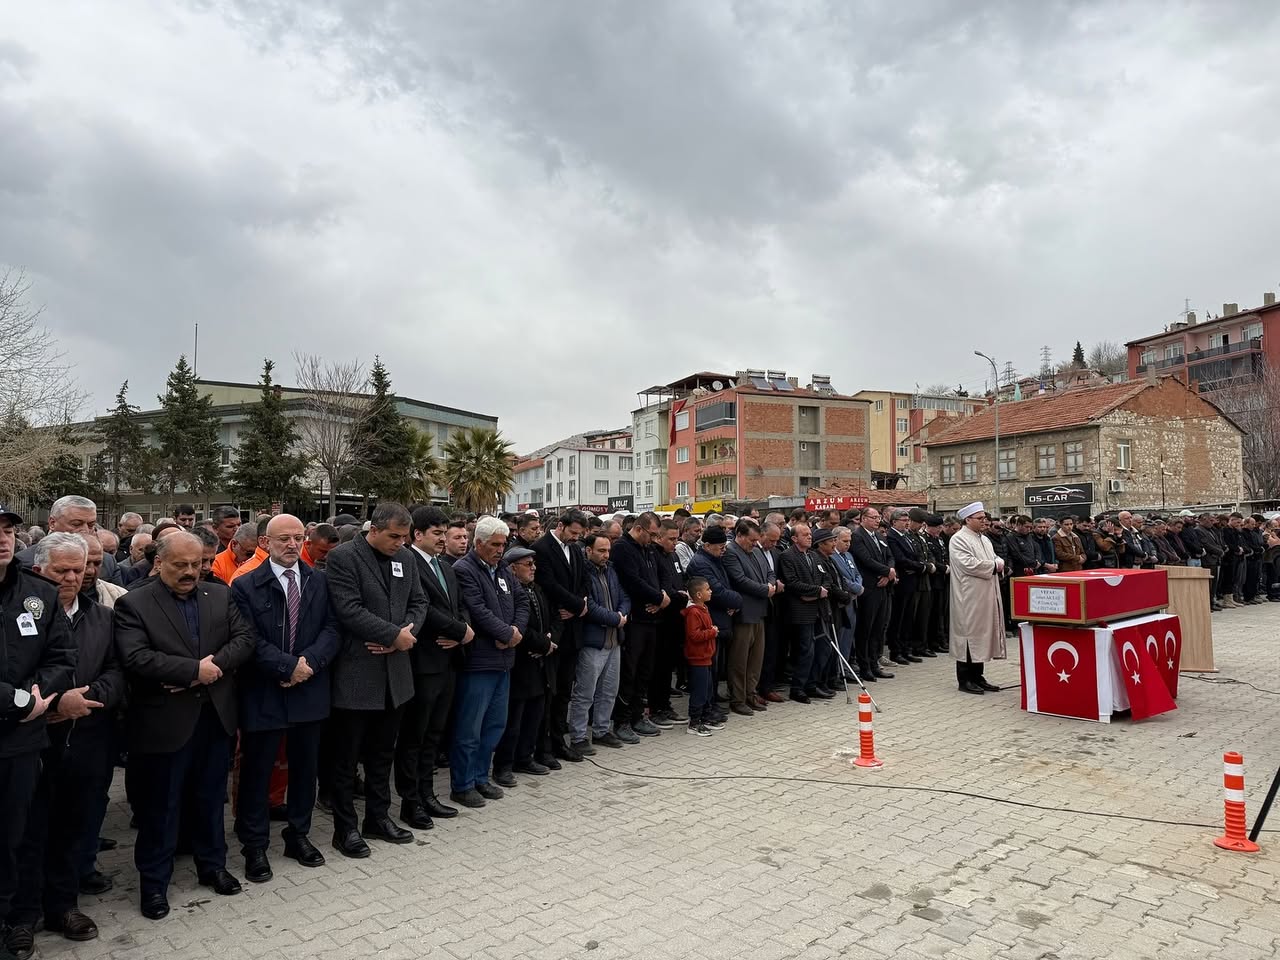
431,556,447,594
283,568,300,652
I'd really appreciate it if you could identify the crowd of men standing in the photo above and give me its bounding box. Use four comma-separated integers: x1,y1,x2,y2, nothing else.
1,491,1274,957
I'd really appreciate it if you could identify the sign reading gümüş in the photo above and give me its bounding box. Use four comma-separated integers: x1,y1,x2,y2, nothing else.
1023,482,1094,506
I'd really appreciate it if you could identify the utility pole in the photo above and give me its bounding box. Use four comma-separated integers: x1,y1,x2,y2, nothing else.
975,351,1001,516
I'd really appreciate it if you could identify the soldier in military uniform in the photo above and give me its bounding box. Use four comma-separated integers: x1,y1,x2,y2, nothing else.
0,506,76,956
924,515,951,654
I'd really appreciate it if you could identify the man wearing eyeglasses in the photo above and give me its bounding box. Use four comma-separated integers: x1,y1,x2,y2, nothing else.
948,503,1006,695
230,514,342,882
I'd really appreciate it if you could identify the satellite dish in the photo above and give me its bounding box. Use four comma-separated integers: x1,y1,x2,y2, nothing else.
712,380,724,391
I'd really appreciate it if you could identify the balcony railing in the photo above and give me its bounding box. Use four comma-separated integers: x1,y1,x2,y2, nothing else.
1136,337,1261,375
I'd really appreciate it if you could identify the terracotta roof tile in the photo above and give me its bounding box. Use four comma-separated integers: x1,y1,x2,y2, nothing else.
924,380,1151,446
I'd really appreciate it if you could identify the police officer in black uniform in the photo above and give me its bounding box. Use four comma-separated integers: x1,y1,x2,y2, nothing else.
1,506,76,960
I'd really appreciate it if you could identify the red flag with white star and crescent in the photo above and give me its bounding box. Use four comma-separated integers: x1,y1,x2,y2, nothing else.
1110,622,1177,721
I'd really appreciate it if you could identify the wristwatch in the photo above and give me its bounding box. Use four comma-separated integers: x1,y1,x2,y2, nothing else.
13,688,31,710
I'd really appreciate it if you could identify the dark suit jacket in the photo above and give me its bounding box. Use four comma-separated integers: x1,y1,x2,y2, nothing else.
510,581,554,700
685,549,742,637
453,552,530,673
409,546,469,675
532,531,586,615
55,598,124,732
325,537,426,711
778,546,823,624
887,528,925,583
721,541,771,624
850,525,894,588
231,561,342,731
115,580,255,753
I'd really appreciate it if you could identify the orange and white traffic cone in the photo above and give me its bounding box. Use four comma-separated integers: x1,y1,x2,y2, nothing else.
853,693,883,769
1213,751,1260,853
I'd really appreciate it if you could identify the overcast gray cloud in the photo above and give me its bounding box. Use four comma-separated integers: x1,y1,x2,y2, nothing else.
4,1,1279,451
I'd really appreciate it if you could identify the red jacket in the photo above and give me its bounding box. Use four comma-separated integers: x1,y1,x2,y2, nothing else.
683,604,718,667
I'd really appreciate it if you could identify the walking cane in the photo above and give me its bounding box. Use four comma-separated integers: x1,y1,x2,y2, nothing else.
820,627,880,713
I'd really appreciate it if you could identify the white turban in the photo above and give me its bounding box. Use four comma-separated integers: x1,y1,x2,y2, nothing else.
957,502,985,520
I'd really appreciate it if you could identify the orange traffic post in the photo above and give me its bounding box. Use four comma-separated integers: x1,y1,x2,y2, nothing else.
1213,751,1260,853
853,693,883,769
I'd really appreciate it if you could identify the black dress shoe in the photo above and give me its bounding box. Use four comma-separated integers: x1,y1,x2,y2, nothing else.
976,678,1001,692
98,836,117,852
423,796,459,819
918,649,938,658
283,834,326,867
959,681,986,695
806,686,835,700
399,802,435,830
905,654,923,663
861,672,877,682
197,868,243,896
493,769,518,788
362,817,414,844
332,829,371,858
789,689,811,704
872,668,895,679
890,656,911,665
730,703,755,717
535,754,562,771
5,924,34,959
243,848,273,883
450,789,486,809
140,894,170,921
513,760,551,776
552,742,584,763
79,870,114,895
45,909,98,942
475,782,505,800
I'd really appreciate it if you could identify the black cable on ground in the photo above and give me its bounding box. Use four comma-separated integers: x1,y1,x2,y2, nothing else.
1183,674,1280,697
584,760,1280,834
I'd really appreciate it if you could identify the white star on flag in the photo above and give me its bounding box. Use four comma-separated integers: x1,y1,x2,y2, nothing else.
1057,670,1070,683
1131,671,1141,685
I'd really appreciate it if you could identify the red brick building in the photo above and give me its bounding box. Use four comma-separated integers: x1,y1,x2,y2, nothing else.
664,370,871,504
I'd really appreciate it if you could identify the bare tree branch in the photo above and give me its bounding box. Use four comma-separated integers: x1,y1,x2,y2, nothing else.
1212,367,1280,502
292,353,371,515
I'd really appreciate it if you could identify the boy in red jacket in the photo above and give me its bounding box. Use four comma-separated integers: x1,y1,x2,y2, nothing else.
682,577,720,736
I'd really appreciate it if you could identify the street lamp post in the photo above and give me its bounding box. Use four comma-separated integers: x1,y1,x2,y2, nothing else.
975,351,1000,516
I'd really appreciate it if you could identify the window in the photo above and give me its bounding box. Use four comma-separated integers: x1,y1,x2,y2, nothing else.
896,418,908,433
1116,440,1132,471
643,450,653,467
940,455,956,484
896,398,908,410
556,482,563,498
545,484,551,501
721,476,736,494
1164,343,1184,361
619,456,632,471
674,411,690,431
1140,349,1156,365
695,401,736,430
594,454,609,470
644,480,654,498
221,447,231,466
874,399,884,412
676,447,689,464
1036,444,1056,477
961,453,977,482
618,480,633,495
556,458,564,474
594,479,609,495
675,481,688,498
798,475,821,490
1063,440,1084,474
609,439,617,449
568,480,575,500
798,406,819,434
437,424,449,447
897,444,909,458
997,447,1016,481
1244,322,1263,341
569,456,575,475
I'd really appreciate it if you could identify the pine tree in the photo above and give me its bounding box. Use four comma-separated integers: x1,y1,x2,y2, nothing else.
35,422,95,503
92,381,154,519
349,357,414,502
1072,341,1086,367
154,355,224,510
228,359,310,509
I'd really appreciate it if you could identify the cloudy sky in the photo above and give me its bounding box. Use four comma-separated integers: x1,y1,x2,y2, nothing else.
4,1,1279,451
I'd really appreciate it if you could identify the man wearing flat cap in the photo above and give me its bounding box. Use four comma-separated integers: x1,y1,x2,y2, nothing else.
949,503,1005,695
493,547,556,786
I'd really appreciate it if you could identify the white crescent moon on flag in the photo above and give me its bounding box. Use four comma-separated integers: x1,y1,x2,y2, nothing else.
1165,630,1177,657
1145,634,1159,658
1121,640,1139,671
1103,575,1124,586
1046,641,1079,671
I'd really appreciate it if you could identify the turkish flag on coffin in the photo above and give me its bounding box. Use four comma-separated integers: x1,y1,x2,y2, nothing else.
1110,622,1178,720
1020,624,1112,722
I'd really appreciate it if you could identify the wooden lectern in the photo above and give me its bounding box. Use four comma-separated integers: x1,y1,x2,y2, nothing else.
1158,565,1215,672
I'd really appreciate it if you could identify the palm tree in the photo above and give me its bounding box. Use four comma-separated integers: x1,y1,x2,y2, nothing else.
442,427,514,514
398,427,443,504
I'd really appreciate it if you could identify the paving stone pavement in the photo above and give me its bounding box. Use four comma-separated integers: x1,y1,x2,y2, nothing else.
36,603,1280,960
